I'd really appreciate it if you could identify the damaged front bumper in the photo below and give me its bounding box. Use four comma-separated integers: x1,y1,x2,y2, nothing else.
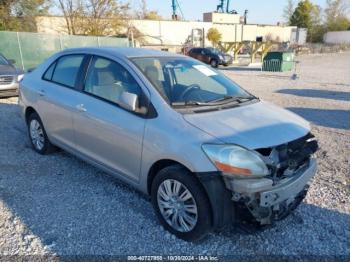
197,158,317,230
228,158,317,225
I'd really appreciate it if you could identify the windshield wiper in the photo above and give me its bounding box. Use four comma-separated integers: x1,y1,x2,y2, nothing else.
207,95,255,104
172,100,209,107
172,96,256,108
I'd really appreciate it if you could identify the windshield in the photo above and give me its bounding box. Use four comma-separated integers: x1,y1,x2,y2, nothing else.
0,55,9,65
132,57,252,106
207,48,222,55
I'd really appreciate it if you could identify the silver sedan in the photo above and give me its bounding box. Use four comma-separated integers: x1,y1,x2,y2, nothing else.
0,53,24,97
19,47,318,241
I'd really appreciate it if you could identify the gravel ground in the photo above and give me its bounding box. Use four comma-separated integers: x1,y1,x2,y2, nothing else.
0,52,349,256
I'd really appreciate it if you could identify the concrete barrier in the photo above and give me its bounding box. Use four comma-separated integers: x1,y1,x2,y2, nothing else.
324,31,350,44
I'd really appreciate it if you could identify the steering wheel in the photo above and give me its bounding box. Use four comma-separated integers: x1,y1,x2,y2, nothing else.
178,84,201,101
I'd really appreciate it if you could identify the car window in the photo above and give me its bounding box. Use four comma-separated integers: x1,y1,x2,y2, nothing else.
43,62,56,81
51,55,84,87
84,56,141,105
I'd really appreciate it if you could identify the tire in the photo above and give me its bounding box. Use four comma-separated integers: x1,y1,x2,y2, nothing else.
210,59,218,68
27,112,56,154
151,165,212,241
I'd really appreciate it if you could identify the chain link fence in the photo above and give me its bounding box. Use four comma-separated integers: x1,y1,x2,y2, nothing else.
0,31,129,71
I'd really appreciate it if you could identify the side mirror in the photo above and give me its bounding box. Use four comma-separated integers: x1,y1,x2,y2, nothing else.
8,59,16,64
118,91,138,112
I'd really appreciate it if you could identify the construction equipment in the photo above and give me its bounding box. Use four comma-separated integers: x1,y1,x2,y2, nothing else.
216,0,237,14
171,0,184,20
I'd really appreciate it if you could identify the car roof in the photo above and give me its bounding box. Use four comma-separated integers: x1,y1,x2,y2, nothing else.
61,47,182,59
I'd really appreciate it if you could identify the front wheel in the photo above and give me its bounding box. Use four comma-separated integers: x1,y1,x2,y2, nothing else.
151,165,212,241
210,59,219,68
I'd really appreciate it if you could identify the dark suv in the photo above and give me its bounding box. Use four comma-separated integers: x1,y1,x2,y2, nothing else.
188,47,233,68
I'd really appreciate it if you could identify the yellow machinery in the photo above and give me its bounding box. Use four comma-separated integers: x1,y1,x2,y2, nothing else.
218,41,274,64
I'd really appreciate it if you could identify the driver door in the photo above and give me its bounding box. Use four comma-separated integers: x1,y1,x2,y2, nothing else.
72,56,146,182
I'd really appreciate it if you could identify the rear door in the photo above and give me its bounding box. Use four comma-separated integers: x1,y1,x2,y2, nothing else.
72,56,147,182
200,49,211,64
38,54,86,149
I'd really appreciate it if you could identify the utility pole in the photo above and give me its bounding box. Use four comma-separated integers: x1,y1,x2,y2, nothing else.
244,9,248,24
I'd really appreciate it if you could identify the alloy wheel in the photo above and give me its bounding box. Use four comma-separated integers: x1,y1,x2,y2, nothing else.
29,119,45,150
157,179,198,232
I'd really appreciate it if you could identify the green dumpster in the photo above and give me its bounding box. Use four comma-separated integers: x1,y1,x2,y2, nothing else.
262,51,295,72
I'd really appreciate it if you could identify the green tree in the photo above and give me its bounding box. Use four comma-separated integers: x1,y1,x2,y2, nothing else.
0,0,50,31
290,0,325,42
290,0,314,28
308,4,326,42
206,28,221,47
325,0,350,31
0,0,19,30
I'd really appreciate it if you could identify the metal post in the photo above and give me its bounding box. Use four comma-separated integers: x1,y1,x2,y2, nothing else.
59,35,63,50
130,29,134,47
202,28,205,48
16,32,25,71
234,24,237,42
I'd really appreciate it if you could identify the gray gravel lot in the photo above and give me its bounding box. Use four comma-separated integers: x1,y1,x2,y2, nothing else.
0,52,349,256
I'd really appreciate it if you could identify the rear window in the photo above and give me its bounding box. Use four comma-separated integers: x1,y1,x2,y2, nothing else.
48,55,84,88
43,62,56,81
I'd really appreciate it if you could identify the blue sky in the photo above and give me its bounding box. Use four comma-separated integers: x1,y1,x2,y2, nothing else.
126,0,328,25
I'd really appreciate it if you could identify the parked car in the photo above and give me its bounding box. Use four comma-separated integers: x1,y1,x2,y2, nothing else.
19,47,318,241
0,53,24,98
188,47,233,67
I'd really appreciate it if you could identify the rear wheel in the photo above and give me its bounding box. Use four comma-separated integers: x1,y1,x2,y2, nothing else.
27,112,55,154
151,165,212,241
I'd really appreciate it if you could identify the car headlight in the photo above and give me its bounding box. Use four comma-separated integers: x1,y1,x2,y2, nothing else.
17,74,24,82
218,55,224,60
202,144,269,178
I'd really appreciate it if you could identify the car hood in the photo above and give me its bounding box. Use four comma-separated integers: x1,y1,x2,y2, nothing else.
0,64,22,75
183,101,311,149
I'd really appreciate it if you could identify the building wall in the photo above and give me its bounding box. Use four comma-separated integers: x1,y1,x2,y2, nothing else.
324,31,350,44
35,16,296,46
203,12,241,24
36,16,68,35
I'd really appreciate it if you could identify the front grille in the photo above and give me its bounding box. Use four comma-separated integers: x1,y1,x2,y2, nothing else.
278,133,318,171
0,75,14,85
257,133,319,179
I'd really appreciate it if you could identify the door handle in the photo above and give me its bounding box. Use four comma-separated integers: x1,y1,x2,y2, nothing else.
76,104,87,112
38,89,45,96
